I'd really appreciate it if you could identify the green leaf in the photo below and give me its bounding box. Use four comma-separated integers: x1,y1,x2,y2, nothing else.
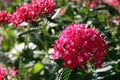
61,68,72,80
33,62,44,74
98,14,105,22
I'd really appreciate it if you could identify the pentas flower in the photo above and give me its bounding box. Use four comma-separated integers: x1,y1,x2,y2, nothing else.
0,11,11,24
11,0,55,27
31,0,55,16
52,24,107,70
28,3,40,21
11,3,30,27
0,68,6,80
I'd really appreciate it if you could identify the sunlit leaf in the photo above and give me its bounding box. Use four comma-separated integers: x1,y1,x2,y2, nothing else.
33,62,44,74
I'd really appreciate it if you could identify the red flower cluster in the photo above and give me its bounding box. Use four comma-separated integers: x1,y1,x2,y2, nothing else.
52,24,107,70
32,0,55,16
11,4,30,27
0,11,11,24
11,0,55,27
0,68,6,80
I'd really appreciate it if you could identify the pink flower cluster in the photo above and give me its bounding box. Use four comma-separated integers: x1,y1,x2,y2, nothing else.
11,0,55,27
0,68,6,80
0,11,11,24
11,4,30,27
52,24,107,70
0,68,18,80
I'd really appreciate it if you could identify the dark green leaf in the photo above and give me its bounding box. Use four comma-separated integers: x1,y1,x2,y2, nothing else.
61,68,72,80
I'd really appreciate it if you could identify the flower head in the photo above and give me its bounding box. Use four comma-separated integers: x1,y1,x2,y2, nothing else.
11,0,55,27
52,24,107,70
11,3,30,27
32,0,55,16
0,11,11,24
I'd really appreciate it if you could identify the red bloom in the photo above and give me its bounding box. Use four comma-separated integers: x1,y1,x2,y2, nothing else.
32,0,55,16
52,24,107,70
11,0,55,27
11,3,30,27
0,11,11,24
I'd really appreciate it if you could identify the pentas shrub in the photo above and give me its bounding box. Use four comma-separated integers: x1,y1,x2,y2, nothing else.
52,24,107,70
0,11,11,24
10,0,55,27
